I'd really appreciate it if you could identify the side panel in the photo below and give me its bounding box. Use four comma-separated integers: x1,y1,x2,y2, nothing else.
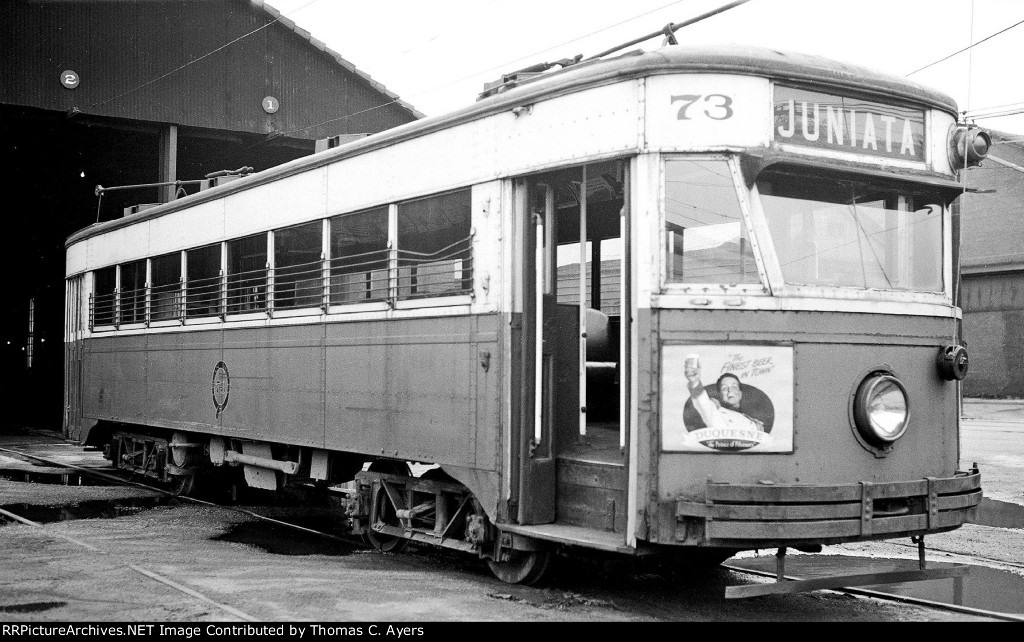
323,315,499,467
648,310,960,504
80,314,503,513
80,314,501,471
143,331,223,431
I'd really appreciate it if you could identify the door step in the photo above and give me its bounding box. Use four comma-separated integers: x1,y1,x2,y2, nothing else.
499,521,633,554
556,458,626,533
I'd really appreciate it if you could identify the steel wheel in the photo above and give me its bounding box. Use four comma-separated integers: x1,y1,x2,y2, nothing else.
167,473,196,497
487,550,552,586
366,460,410,553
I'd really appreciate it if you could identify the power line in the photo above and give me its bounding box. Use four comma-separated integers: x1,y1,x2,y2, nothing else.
89,0,323,109
964,100,1024,115
584,0,752,61
277,0,742,138
905,16,1024,77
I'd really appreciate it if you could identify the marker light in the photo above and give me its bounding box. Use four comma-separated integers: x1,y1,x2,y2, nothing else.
853,374,910,446
949,126,991,169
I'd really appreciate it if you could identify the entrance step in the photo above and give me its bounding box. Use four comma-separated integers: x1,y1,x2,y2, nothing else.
556,458,626,533
499,521,633,554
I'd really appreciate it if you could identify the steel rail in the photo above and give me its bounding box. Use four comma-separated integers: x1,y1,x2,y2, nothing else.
722,563,1024,622
6,442,1020,621
0,445,354,547
0,503,259,621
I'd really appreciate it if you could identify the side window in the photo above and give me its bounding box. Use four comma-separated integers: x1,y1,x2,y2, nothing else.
119,260,146,325
151,253,181,322
186,244,221,318
227,234,267,314
664,159,759,285
397,189,472,299
330,207,389,304
275,222,322,309
92,266,116,327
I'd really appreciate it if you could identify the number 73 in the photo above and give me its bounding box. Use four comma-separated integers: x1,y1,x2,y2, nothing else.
671,94,733,120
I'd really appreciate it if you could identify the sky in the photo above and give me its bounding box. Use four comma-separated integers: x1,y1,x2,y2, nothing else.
266,0,1024,136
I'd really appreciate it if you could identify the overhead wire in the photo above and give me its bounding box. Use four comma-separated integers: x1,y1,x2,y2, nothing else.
905,16,1024,77
273,0,747,138
87,0,324,109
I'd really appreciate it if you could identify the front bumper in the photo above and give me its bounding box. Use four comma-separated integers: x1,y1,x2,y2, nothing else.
675,469,981,547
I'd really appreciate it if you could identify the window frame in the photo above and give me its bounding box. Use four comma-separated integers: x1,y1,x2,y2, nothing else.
184,243,225,324
748,166,953,305
659,154,769,296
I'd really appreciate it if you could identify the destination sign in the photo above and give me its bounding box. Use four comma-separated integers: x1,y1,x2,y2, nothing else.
774,86,925,161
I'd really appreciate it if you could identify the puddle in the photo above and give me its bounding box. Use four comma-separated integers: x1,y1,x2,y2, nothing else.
0,468,115,486
214,516,359,556
977,498,1024,529
0,498,164,524
0,601,67,613
731,555,1024,615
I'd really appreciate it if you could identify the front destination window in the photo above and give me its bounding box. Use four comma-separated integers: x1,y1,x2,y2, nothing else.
758,169,945,292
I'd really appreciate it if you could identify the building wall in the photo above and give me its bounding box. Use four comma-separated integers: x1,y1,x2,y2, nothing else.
961,271,1024,398
0,0,418,138
958,133,1024,398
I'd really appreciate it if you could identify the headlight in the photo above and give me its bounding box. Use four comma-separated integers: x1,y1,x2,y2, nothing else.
853,374,910,446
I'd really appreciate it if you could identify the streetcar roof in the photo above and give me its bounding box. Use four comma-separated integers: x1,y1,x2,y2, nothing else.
67,44,959,247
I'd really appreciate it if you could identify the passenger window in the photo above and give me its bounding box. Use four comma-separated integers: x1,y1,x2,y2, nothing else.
92,266,116,327
227,234,267,314
330,207,389,304
186,244,222,318
151,253,181,322
664,159,759,285
275,222,322,309
397,189,472,298
119,260,147,325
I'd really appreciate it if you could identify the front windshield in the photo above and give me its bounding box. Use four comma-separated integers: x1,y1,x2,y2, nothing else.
757,169,945,293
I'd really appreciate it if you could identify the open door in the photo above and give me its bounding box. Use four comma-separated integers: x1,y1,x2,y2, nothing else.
63,275,86,441
513,161,629,529
515,180,579,525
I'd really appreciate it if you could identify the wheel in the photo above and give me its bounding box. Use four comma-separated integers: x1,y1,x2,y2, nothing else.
487,550,553,586
365,460,411,553
418,467,454,482
167,473,196,497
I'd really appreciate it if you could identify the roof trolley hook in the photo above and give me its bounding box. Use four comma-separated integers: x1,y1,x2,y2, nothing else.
662,23,679,45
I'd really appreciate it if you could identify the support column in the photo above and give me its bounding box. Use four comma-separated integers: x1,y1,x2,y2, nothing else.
158,124,178,203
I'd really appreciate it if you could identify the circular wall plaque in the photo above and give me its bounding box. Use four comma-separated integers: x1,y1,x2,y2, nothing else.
60,70,80,89
212,361,230,417
262,96,279,114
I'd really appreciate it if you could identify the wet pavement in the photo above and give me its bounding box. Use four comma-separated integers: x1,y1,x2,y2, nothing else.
1,401,1023,621
729,555,1024,618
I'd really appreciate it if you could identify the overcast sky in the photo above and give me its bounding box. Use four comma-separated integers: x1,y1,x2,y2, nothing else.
266,0,1024,136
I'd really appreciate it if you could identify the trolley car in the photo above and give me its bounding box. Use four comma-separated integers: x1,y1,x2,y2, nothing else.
64,45,987,594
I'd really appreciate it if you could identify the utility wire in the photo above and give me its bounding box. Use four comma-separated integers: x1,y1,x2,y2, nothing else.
584,0,751,61
89,0,323,109
276,0,741,138
905,16,1024,77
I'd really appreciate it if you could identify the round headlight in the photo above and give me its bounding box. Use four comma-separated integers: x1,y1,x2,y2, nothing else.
853,374,910,446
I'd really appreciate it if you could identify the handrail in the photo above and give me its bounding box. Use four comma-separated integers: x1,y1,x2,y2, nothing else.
88,235,475,329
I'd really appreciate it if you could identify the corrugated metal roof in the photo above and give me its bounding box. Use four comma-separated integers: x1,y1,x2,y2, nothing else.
0,0,422,137
252,0,424,119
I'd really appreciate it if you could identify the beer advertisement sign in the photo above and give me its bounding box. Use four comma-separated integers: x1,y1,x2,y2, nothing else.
662,344,794,453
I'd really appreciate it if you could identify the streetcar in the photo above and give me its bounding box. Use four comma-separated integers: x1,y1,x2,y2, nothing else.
63,44,987,595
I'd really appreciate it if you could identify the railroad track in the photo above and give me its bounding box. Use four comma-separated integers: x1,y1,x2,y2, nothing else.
2,444,1022,622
